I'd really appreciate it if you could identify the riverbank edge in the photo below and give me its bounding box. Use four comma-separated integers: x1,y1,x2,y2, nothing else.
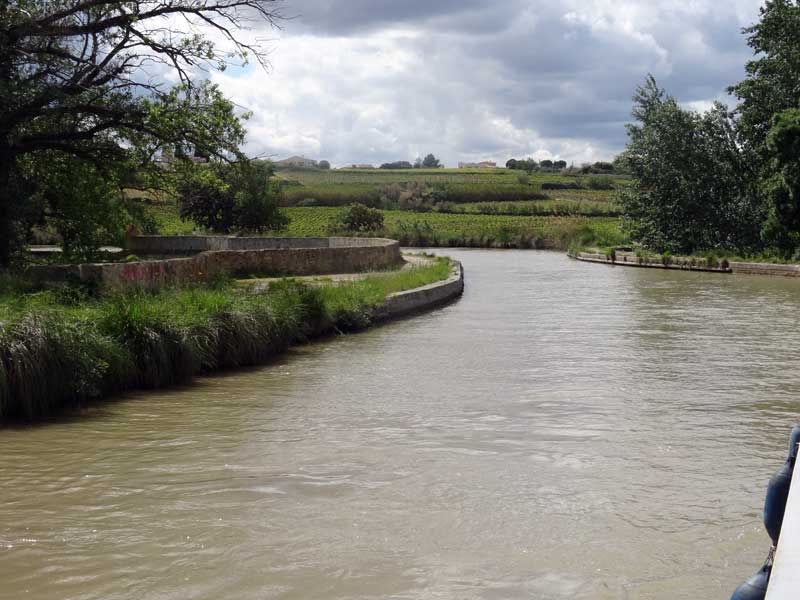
375,260,464,321
0,260,464,424
568,251,800,277
568,251,731,273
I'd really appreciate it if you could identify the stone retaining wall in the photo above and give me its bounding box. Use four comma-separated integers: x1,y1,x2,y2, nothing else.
729,262,800,277
124,235,366,255
571,251,800,278
375,261,464,321
26,237,402,290
570,251,731,273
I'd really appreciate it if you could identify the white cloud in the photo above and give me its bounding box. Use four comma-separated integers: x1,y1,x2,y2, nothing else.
202,0,764,166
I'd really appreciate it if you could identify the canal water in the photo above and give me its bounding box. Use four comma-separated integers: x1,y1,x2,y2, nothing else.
2,250,800,599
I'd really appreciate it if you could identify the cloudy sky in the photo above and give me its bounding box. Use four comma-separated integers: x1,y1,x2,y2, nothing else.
209,0,764,167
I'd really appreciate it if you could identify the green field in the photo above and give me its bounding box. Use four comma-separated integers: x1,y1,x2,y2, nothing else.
152,203,621,250
451,199,620,217
142,166,628,250
275,167,625,209
146,199,624,250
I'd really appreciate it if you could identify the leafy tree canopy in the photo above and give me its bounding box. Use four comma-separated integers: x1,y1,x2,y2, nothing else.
422,153,441,168
761,108,800,253
0,0,282,264
729,0,800,159
336,203,384,232
619,77,763,254
177,161,288,234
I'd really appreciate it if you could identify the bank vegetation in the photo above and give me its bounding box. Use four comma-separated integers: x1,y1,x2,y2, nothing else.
0,258,453,423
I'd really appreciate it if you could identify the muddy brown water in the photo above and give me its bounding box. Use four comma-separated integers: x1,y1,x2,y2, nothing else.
2,249,799,599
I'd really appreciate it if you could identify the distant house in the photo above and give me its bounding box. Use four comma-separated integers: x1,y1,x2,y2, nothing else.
458,161,498,169
351,164,375,169
156,145,207,168
276,155,319,168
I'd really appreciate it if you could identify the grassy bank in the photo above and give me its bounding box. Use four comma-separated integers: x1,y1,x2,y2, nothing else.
0,257,453,422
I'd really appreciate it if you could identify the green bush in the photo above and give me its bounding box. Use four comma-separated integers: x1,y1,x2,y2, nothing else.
336,203,385,232
542,182,582,190
178,161,288,233
35,156,130,261
234,162,290,232
586,175,614,190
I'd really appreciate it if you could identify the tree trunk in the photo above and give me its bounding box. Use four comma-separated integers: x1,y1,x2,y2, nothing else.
0,141,14,269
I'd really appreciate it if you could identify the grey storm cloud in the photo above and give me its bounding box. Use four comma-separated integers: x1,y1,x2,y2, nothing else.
283,0,508,35
214,0,765,166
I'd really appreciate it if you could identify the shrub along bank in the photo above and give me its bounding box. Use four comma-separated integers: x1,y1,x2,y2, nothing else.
0,257,452,422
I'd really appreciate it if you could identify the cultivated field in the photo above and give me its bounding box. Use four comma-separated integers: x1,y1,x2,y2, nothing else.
141,167,628,250
275,167,624,209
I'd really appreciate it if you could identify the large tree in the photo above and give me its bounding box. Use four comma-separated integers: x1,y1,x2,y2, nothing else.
421,153,441,168
761,108,800,253
729,0,800,159
0,0,282,265
619,77,763,254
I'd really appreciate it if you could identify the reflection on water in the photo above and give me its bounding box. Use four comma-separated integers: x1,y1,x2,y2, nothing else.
2,250,799,599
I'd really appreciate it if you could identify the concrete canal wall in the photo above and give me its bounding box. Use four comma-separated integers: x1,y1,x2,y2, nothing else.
728,262,800,277
569,251,731,273
571,251,800,278
124,235,386,255
376,260,464,321
25,236,403,290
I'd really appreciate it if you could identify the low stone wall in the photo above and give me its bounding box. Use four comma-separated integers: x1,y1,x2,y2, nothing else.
570,251,731,273
375,261,464,321
571,251,800,278
26,237,402,290
729,262,800,277
125,235,345,255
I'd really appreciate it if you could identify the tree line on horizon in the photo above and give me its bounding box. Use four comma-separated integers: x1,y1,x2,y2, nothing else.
371,156,622,173
379,154,443,169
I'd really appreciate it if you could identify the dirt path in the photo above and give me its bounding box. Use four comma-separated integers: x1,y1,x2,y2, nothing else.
238,253,435,291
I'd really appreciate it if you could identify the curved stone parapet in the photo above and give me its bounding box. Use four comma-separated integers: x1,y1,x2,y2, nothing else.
25,236,403,290
375,260,464,321
124,235,393,255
